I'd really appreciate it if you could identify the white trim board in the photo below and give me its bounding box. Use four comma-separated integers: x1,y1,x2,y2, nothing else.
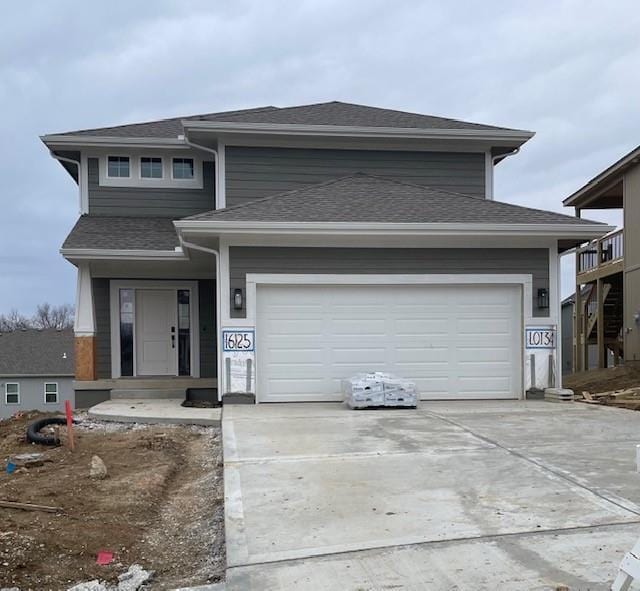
109,280,200,379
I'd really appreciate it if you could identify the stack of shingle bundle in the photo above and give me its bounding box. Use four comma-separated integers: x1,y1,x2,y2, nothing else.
342,372,418,409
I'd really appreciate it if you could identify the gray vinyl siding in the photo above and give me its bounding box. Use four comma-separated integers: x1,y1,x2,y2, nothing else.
199,280,217,378
93,278,112,379
229,247,549,318
0,377,74,419
92,279,216,378
87,158,215,217
225,147,485,207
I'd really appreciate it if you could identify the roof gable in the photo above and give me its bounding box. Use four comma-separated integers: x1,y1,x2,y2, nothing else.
183,173,605,226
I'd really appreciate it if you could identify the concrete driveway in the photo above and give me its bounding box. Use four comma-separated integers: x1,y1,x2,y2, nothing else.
222,401,640,590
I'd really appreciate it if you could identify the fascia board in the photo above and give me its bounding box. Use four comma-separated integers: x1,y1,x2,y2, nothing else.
174,220,613,239
60,248,187,261
181,120,535,143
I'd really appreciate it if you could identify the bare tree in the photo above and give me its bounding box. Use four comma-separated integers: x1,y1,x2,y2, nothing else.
32,303,74,330
0,309,32,331
0,304,74,332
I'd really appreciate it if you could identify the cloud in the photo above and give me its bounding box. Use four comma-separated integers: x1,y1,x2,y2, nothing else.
1,0,639,312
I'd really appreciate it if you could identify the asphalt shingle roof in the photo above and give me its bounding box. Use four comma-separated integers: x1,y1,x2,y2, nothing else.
62,216,179,251
51,102,526,138
186,174,604,226
0,329,74,376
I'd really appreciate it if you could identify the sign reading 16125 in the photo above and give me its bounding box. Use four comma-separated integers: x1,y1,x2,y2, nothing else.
222,329,255,352
525,327,556,350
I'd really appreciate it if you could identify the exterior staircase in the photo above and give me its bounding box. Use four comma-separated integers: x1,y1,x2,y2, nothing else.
584,280,624,360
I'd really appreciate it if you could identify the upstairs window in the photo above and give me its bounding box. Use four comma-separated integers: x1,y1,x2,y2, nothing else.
44,383,59,404
5,383,19,404
140,157,163,179
107,156,130,178
172,157,194,180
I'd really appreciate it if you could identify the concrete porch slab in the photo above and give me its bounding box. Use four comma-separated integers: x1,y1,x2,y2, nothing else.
88,398,221,426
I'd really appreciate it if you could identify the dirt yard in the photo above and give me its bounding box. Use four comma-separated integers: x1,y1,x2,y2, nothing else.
564,364,640,394
0,412,225,590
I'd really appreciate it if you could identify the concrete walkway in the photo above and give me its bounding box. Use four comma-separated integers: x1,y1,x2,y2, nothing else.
88,398,221,426
222,401,640,590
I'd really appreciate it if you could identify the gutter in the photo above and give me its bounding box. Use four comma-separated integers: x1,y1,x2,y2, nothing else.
181,120,535,144
180,240,222,402
175,220,614,239
41,135,188,148
60,248,187,261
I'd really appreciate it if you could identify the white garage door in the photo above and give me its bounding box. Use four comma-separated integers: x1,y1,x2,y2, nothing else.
256,283,522,402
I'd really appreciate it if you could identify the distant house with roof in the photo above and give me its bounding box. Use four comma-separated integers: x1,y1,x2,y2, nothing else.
0,328,74,419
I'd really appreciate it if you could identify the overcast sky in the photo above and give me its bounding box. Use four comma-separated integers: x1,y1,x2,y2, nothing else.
1,0,639,315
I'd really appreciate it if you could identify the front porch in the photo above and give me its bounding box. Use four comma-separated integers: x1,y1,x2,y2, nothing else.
87,396,221,426
66,240,220,407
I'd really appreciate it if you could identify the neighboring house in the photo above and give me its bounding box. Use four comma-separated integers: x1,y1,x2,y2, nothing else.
561,290,601,375
41,101,610,405
564,145,640,372
0,328,74,419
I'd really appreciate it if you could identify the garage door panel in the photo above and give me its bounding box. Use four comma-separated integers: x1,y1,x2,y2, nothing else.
329,318,387,336
257,284,522,402
457,347,511,363
394,318,449,335
329,347,388,364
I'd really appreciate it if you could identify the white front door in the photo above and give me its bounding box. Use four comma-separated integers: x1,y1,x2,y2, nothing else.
135,289,178,376
256,284,522,402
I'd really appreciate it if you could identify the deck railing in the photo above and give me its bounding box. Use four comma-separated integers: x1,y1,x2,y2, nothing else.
577,228,623,275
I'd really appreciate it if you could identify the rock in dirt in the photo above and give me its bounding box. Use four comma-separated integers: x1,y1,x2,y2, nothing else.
67,581,108,591
66,565,153,591
9,452,45,468
89,455,108,480
117,564,154,591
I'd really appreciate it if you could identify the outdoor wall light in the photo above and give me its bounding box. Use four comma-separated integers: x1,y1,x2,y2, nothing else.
233,288,243,310
537,288,549,310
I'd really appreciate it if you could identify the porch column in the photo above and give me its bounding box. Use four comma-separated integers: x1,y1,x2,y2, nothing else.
574,282,582,372
74,263,96,380
597,278,605,369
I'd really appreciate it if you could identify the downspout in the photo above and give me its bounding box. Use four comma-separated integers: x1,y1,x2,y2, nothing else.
181,135,220,210
49,150,84,214
180,239,222,402
492,147,520,165
487,147,520,200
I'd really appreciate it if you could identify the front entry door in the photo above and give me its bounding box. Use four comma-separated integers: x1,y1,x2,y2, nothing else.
135,289,178,376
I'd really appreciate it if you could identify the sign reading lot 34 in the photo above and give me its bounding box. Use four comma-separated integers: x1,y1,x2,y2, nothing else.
525,326,556,350
222,329,255,352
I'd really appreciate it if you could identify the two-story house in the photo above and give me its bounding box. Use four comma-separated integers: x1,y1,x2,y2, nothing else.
564,145,640,372
41,101,609,406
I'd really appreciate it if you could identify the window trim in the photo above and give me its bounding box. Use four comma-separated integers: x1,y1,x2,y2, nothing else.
44,382,59,405
139,156,164,180
106,155,131,179
5,382,20,405
171,157,195,181
97,152,203,189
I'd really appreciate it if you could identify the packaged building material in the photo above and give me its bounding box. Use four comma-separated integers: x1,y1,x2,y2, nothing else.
342,372,418,409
